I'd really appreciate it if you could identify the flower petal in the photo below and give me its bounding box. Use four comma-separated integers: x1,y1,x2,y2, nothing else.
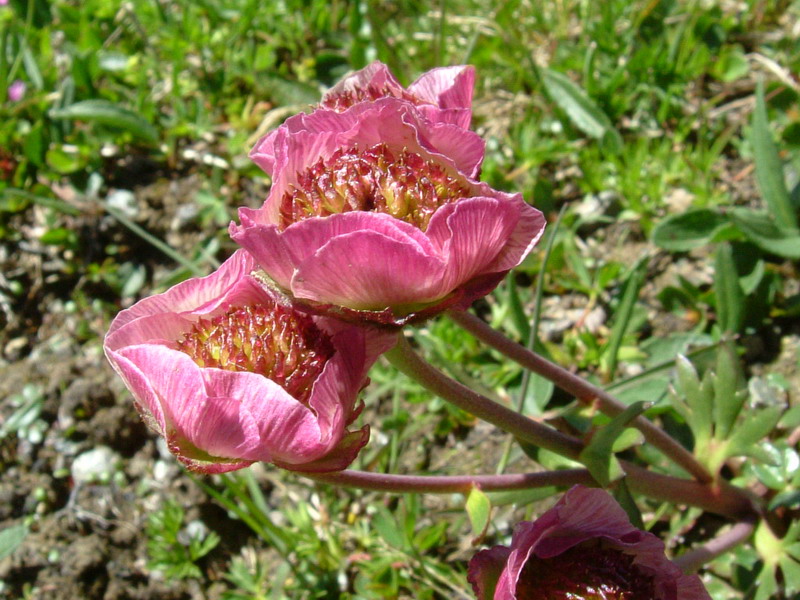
409,65,475,110
467,545,513,600
291,228,447,310
274,426,369,472
203,367,329,464
107,249,259,337
427,197,521,294
115,345,256,460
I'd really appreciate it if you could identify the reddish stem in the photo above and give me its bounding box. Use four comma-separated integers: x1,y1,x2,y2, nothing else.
448,310,714,484
304,468,595,494
673,519,757,572
385,335,584,460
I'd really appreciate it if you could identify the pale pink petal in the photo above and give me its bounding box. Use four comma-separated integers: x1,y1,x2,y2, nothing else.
106,347,169,436
421,120,485,178
483,196,547,273
203,368,328,464
105,312,193,353
274,426,369,472
107,250,259,336
322,61,402,101
232,211,445,306
467,545,512,600
427,197,521,295
409,65,475,109
291,229,447,310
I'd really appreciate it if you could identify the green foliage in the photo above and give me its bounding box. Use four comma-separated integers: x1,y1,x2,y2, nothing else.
669,345,784,476
145,499,220,580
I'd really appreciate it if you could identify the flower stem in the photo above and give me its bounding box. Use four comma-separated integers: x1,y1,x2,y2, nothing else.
383,334,757,519
448,310,714,484
385,335,585,461
304,468,595,494
673,519,757,573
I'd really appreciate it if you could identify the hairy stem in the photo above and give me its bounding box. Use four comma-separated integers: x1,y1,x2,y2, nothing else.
304,468,595,494
385,335,584,460
383,335,757,520
673,519,757,572
448,310,714,484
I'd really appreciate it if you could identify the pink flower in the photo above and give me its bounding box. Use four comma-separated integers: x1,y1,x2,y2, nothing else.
231,100,545,326
251,61,476,176
468,486,711,600
7,80,25,102
104,250,395,474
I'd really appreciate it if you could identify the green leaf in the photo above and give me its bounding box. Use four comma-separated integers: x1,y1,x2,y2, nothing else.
712,344,745,439
486,486,556,507
651,209,731,251
579,402,649,487
714,244,745,334
730,208,800,258
779,555,800,594
45,146,88,174
0,523,28,560
673,355,713,447
542,67,622,152
372,505,407,550
752,81,797,229
725,407,783,458
603,258,647,377
612,480,644,530
49,99,159,143
753,564,778,600
465,487,492,545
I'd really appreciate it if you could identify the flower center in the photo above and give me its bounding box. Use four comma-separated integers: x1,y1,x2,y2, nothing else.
515,542,656,600
176,302,334,404
321,83,425,112
279,143,471,232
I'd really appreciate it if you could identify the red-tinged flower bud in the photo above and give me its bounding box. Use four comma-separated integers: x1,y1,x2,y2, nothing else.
468,486,711,600
515,541,657,599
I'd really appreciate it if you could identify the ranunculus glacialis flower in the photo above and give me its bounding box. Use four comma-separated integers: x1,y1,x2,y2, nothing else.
468,486,711,600
232,99,545,326
251,61,476,177
104,250,394,474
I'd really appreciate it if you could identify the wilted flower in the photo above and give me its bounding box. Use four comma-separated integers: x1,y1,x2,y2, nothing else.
104,250,394,473
468,486,711,600
7,80,25,102
232,99,545,326
251,61,475,176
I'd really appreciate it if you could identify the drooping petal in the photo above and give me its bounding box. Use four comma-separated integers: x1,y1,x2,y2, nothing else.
467,545,513,600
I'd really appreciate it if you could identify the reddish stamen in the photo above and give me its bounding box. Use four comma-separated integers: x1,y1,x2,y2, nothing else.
280,143,471,231
321,83,426,112
176,303,334,404
515,541,657,600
